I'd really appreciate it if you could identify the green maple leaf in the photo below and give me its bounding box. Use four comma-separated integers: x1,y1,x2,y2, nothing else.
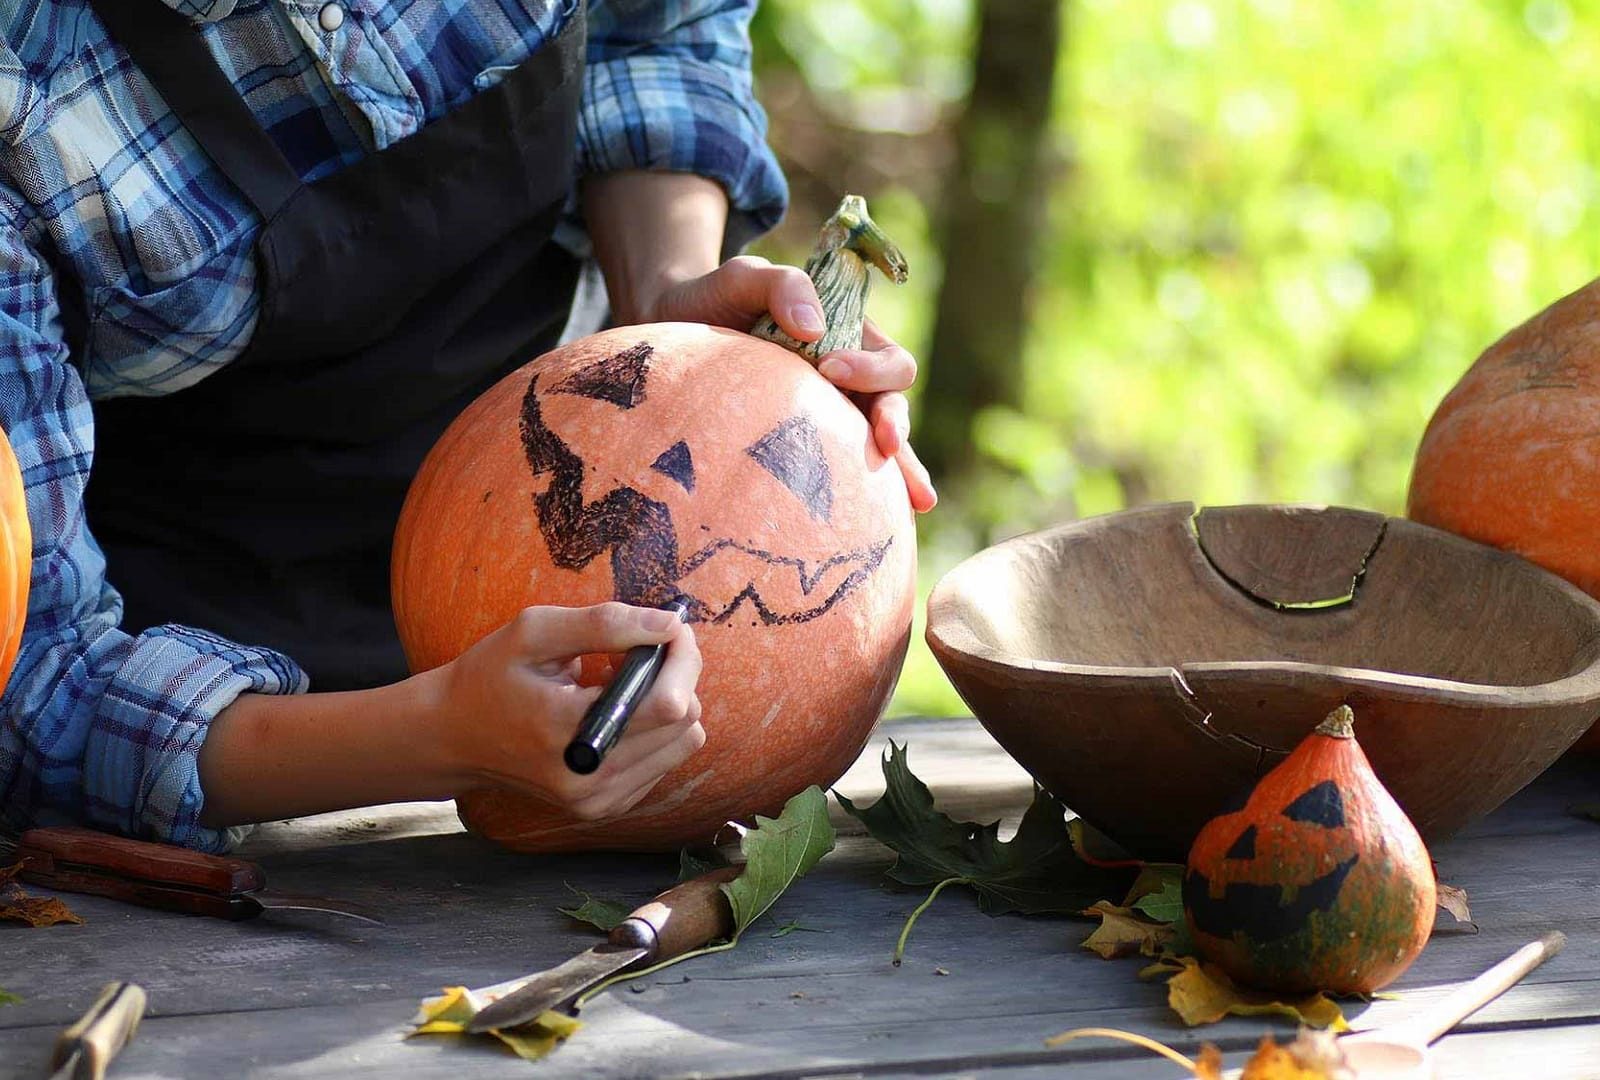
1125,865,1184,923
677,845,733,881
557,885,631,933
836,742,1135,962
720,786,835,935
558,846,737,931
573,786,836,1003
1121,867,1196,959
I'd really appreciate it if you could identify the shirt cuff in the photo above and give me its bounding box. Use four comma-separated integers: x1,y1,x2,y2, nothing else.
576,53,790,240
82,624,307,853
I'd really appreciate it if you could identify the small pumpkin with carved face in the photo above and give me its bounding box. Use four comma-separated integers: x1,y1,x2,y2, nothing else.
1182,706,1435,995
392,322,916,851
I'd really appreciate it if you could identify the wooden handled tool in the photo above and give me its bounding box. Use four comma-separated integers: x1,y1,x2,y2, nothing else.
48,982,147,1080
1336,931,1566,1078
465,866,740,1032
8,826,379,924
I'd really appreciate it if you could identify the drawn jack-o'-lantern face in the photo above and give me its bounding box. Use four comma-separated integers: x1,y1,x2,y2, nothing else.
1182,778,1361,943
393,322,918,852
518,336,896,626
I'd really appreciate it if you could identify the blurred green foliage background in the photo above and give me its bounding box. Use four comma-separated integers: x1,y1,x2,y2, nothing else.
747,0,1600,717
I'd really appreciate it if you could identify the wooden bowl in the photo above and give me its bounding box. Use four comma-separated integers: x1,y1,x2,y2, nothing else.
926,503,1600,859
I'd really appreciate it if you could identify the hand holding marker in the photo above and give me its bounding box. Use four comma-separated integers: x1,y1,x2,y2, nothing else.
565,599,692,774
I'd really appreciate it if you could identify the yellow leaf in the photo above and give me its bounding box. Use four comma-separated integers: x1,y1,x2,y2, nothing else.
1080,901,1175,960
1138,958,1184,981
409,986,582,1062
1166,958,1348,1031
1195,1043,1226,1080
1241,1031,1353,1080
490,1016,583,1062
412,986,477,1029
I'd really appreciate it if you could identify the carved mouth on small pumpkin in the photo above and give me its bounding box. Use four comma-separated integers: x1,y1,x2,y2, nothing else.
518,356,892,627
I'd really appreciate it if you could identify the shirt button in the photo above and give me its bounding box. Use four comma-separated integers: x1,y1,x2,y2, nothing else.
318,3,345,31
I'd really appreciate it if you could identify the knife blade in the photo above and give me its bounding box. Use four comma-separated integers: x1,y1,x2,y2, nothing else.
47,981,146,1080
466,865,739,1033
3,826,381,925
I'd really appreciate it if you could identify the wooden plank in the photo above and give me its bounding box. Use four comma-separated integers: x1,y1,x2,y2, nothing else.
858,1020,1600,1079
1,979,1594,1079
0,719,1595,1079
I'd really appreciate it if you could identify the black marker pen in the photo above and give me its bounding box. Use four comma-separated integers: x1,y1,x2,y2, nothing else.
563,598,691,775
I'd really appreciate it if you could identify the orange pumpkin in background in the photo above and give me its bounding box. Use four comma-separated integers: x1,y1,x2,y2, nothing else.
0,425,29,692
1408,276,1600,752
392,199,917,851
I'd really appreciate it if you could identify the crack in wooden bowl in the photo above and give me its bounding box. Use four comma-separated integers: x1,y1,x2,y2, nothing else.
926,502,1600,859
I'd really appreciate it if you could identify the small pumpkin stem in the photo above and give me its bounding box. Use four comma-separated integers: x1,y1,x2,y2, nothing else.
1316,705,1356,739
751,194,909,361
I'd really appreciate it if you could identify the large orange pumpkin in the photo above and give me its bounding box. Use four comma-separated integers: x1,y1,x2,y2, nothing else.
392,202,916,851
0,425,29,693
1408,276,1600,751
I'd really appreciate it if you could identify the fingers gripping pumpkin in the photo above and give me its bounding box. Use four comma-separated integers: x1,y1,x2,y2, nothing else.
392,200,917,852
1183,706,1435,995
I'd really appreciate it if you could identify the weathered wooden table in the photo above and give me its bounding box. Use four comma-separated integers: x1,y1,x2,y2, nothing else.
3,717,1597,1078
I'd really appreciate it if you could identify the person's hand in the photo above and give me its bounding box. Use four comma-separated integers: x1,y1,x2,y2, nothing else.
644,256,938,513
436,602,705,821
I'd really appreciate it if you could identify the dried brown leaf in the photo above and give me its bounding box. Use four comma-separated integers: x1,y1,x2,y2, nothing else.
1436,882,1472,924
0,891,84,928
1080,901,1175,960
1195,1043,1226,1080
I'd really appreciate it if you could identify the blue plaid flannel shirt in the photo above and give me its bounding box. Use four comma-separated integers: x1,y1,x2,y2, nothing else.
0,0,787,851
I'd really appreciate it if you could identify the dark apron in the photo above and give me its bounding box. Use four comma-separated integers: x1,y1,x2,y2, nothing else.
83,0,586,690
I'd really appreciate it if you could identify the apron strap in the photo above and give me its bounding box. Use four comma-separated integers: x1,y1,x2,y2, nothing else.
89,0,302,223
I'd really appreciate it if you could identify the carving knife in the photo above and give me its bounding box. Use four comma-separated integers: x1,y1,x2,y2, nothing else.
47,982,147,1080
465,865,739,1033
1,825,382,924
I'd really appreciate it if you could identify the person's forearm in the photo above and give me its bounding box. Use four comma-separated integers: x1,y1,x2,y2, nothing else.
580,170,730,324
196,667,465,827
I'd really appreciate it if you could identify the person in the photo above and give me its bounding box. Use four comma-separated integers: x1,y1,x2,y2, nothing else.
0,0,936,853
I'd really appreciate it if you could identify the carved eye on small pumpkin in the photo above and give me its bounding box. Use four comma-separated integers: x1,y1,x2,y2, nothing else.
1280,780,1345,828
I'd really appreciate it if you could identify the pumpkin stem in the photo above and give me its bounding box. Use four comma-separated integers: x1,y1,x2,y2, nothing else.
1315,705,1356,739
750,194,908,361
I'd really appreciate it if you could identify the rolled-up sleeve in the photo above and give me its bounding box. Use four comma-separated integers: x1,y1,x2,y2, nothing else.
0,203,305,854
579,0,789,236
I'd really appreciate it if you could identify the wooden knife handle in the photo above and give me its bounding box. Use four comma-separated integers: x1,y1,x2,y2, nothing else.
51,982,147,1080
610,866,739,963
17,826,264,917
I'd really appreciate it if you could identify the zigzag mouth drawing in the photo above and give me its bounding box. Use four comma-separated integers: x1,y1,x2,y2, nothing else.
675,537,893,625
519,362,892,626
